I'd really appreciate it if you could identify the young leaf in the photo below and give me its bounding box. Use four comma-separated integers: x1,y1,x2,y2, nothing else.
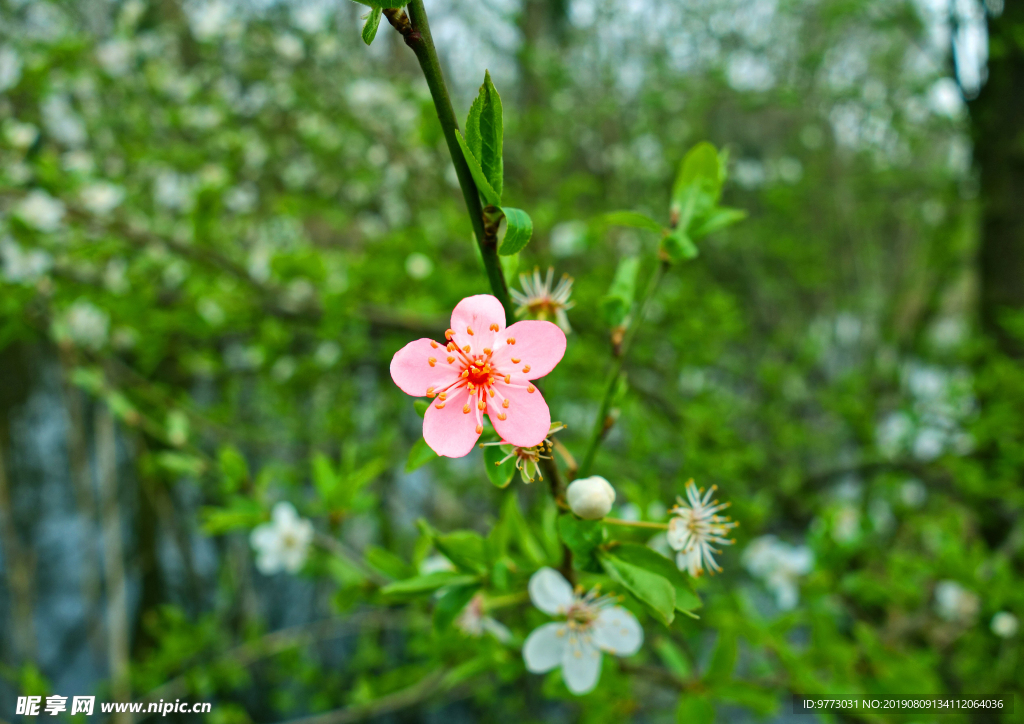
381,571,479,597
497,207,532,255
406,437,437,472
605,543,702,613
598,211,664,233
349,0,410,9
361,7,382,45
218,445,249,493
464,71,503,201
413,400,429,417
661,229,699,263
434,530,489,573
456,131,501,206
558,514,604,571
500,494,547,565
599,550,676,625
483,443,515,488
672,142,722,211
600,256,640,328
433,583,480,631
706,631,738,680
676,695,715,724
312,452,338,503
364,545,411,579
499,252,520,285
690,207,748,240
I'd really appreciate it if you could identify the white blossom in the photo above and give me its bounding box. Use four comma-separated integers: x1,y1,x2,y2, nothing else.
743,535,813,610
523,568,643,695
990,612,1019,639
1,238,52,284
455,594,512,642
16,190,65,232
934,580,979,623
63,300,110,350
667,481,737,576
80,182,125,216
250,502,314,575
0,46,22,92
4,120,39,149
96,39,133,77
42,95,87,147
511,267,575,333
566,476,616,520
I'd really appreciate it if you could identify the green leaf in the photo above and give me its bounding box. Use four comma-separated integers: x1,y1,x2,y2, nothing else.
654,637,691,677
500,494,547,565
434,530,489,573
606,543,702,613
312,452,339,503
497,207,532,255
483,442,515,488
706,631,738,680
380,571,479,597
348,0,408,9
598,549,676,625
598,210,664,232
413,400,430,418
661,229,699,263
433,583,480,631
600,256,640,328
456,131,501,206
217,445,249,493
155,451,206,477
200,498,265,535
464,71,503,201
361,7,382,44
406,437,437,472
364,545,411,580
558,514,604,571
499,252,520,286
690,207,747,240
676,695,715,724
672,142,723,211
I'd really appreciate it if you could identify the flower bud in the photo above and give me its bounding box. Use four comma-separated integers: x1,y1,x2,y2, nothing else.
566,476,616,520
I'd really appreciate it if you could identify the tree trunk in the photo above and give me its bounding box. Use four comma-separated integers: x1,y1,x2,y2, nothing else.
971,4,1024,356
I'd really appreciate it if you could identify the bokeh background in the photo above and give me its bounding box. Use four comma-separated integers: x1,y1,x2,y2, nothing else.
0,0,1021,722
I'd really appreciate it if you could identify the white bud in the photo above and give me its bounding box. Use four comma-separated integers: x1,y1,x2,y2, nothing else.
566,476,616,520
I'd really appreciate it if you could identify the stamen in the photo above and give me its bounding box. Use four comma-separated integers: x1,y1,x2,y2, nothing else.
467,326,474,336
439,392,446,400
511,358,520,364
461,370,469,378
502,399,509,409
522,365,531,373
447,356,454,364
447,342,456,352
488,388,494,397
527,385,536,393
489,323,499,332
463,345,471,353
475,424,483,434
445,329,455,340
497,412,507,421
436,401,445,409
483,347,492,354
428,357,436,367
504,374,511,384
430,340,438,349
462,404,471,414
506,337,516,345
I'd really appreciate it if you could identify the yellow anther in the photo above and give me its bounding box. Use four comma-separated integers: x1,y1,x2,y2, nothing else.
461,370,469,378
447,356,455,364
447,342,456,352
478,399,486,411
489,323,499,332
497,412,507,421
511,357,520,364
462,404,471,414
467,326,474,336
430,340,439,349
475,424,483,434
504,374,511,384
428,357,436,367
445,329,455,340
436,401,445,409
506,337,516,345
522,365,531,373
426,391,435,398
439,392,447,400
483,347,492,355
488,388,494,398
527,385,536,393
502,399,509,409
463,345,471,353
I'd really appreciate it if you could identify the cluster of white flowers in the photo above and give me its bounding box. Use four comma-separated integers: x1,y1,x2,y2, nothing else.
79,182,126,216
1,238,52,284
743,535,813,610
667,481,737,576
455,594,512,642
16,190,66,232
250,502,314,575
61,300,110,351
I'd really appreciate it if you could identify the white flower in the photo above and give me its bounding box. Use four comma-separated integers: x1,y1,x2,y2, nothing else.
1,238,52,284
41,95,87,147
566,476,616,520
990,612,1019,639
80,182,125,216
511,267,575,333
934,580,979,623
274,33,305,62
16,190,65,232
523,568,643,695
4,119,39,149
0,46,23,92
667,481,737,576
63,300,110,350
249,502,314,575
743,535,813,610
96,39,133,77
189,0,232,41
405,252,433,280
455,594,512,642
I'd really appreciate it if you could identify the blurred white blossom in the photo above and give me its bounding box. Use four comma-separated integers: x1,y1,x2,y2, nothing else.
990,612,1018,638
16,190,66,232
1,238,52,283
4,119,39,149
62,300,110,350
934,580,979,623
0,46,22,92
743,535,814,610
250,502,314,575
80,182,125,216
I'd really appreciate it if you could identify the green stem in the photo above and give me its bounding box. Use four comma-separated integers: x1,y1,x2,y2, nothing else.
577,260,669,477
387,1,514,318
602,518,669,530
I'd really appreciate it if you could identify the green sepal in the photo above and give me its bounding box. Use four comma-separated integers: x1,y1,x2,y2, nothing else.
483,442,515,488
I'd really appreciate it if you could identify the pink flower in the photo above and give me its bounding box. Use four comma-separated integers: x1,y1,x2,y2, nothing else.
390,294,566,458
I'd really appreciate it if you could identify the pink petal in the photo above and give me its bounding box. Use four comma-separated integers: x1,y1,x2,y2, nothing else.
488,380,551,448
390,338,460,396
423,386,481,457
491,320,566,380
449,294,505,356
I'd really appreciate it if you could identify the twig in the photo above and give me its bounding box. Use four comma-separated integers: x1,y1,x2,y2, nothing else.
603,518,669,530
384,1,514,318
